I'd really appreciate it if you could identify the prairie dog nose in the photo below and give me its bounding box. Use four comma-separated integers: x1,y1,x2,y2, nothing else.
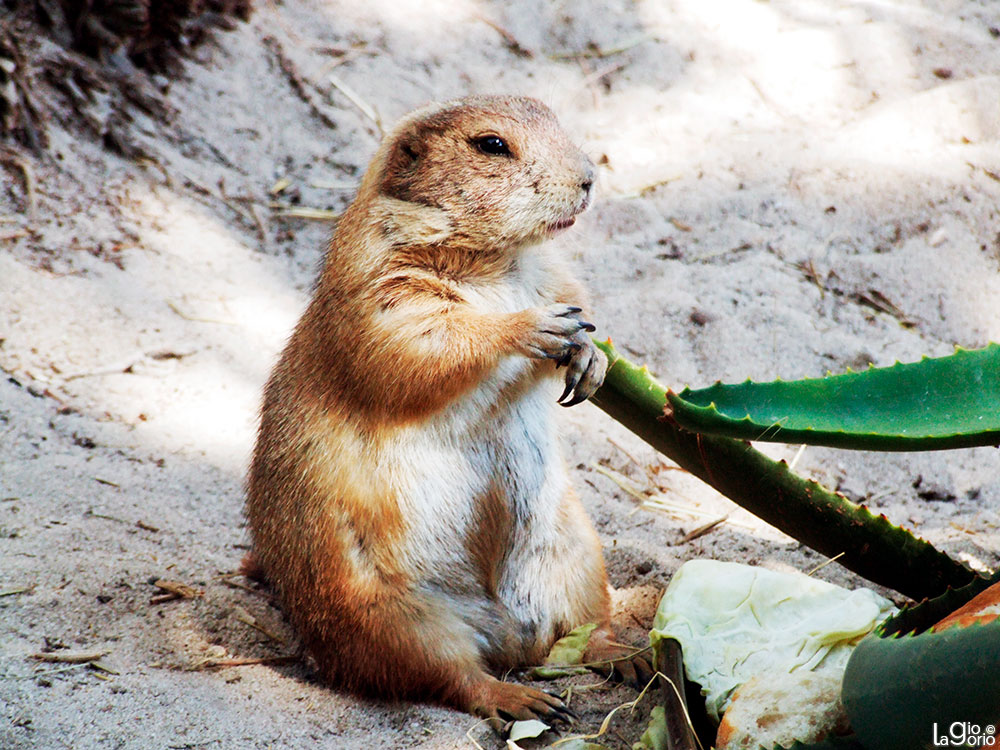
579,159,596,196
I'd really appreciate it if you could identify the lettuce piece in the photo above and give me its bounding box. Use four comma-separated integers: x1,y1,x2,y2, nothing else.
650,560,895,721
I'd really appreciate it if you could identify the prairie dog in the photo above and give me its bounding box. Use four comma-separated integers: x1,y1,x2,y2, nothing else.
246,95,648,723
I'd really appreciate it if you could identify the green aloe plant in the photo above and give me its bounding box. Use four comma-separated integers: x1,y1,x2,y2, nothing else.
665,344,1000,450
840,571,1000,750
589,340,980,601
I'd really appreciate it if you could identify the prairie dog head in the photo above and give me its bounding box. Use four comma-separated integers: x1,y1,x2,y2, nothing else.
368,95,595,250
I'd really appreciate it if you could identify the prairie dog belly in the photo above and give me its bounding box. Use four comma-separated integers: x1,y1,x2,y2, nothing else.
383,367,568,644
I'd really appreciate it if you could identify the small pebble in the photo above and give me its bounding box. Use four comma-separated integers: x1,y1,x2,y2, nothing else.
929,228,948,247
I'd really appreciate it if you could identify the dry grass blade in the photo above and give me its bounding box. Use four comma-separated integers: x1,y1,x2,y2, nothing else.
220,577,259,594
593,462,738,527
86,509,129,524
549,34,651,60
0,586,35,597
677,516,728,544
581,59,629,89
90,660,120,675
611,175,684,200
165,300,237,326
150,579,204,605
591,462,651,504
276,206,341,221
605,436,661,488
233,605,287,644
32,649,109,664
643,496,755,530
606,436,642,468
852,289,916,327
805,551,846,577
464,717,493,750
310,179,360,190
788,443,807,472
474,15,534,57
153,579,203,598
188,655,299,671
328,74,383,134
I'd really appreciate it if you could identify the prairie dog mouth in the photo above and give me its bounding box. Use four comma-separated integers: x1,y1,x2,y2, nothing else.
547,216,577,234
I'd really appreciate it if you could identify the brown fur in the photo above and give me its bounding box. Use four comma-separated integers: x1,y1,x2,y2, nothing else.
245,95,648,724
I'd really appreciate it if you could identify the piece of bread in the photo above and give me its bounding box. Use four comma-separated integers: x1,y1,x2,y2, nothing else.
716,670,851,750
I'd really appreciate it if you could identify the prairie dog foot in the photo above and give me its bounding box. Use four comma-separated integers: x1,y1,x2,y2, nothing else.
557,331,607,407
462,674,575,729
583,626,654,688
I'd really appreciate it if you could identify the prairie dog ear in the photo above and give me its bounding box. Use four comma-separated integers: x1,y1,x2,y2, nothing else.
382,133,424,202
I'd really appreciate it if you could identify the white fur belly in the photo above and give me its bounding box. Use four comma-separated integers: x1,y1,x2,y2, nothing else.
383,372,565,581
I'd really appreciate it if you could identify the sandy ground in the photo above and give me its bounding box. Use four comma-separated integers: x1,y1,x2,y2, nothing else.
2,1,1000,748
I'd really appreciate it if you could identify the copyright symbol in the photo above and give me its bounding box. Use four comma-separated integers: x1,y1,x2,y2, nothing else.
988,725,996,735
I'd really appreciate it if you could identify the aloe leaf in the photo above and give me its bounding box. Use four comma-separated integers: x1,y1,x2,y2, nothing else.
839,571,1000,750
877,569,1000,638
842,620,1000,750
666,344,1000,450
589,340,976,601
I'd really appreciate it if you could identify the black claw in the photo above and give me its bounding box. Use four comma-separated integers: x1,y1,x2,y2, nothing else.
560,390,589,408
562,306,583,315
558,381,575,403
559,368,583,403
558,704,578,721
578,321,596,333
550,704,577,724
541,693,577,724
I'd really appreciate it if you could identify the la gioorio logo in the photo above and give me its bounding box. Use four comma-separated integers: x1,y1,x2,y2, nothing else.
933,722,997,747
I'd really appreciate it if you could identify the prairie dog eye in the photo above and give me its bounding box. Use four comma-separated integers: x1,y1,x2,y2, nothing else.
473,135,512,157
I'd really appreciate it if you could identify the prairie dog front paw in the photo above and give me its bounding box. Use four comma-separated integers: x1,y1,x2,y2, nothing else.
513,304,596,362
558,332,607,406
